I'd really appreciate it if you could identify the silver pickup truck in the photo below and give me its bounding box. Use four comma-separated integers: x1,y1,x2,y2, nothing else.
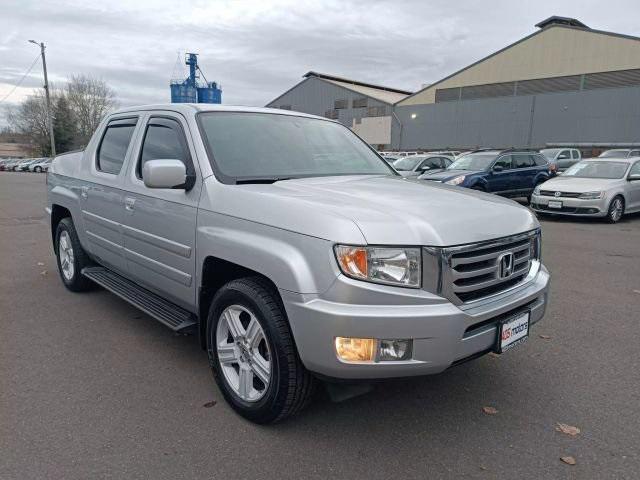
47,104,550,423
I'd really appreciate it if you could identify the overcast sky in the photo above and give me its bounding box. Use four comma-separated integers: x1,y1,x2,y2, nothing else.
1,0,638,124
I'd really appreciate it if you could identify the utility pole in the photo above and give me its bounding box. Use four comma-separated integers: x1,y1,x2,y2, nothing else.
29,40,56,157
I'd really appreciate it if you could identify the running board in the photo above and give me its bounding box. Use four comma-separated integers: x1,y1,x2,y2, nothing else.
81,266,197,332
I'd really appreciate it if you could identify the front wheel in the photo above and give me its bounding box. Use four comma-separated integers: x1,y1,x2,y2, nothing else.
35,166,42,173
206,277,315,424
606,196,625,223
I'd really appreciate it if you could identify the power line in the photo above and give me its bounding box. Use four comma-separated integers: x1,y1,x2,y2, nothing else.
0,53,42,105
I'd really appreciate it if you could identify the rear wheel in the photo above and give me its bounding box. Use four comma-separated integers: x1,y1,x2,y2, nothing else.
34,166,42,173
206,277,315,423
606,196,624,223
55,217,94,292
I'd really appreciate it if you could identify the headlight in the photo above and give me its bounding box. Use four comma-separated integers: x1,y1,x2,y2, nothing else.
334,245,421,288
533,186,541,196
445,175,466,186
579,191,603,199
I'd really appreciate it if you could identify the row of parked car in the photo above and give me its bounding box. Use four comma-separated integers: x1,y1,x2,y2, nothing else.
0,157,52,172
380,148,640,223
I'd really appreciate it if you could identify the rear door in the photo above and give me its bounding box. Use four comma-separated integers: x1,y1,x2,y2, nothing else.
121,112,201,310
511,153,537,195
82,116,139,275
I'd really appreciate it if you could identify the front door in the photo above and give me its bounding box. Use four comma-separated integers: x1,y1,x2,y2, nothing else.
556,149,573,171
81,116,139,275
628,161,640,211
511,153,538,195
486,155,515,194
121,113,201,310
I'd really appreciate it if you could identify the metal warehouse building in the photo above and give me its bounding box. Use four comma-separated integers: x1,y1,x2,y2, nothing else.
395,16,640,150
266,71,411,148
269,17,640,151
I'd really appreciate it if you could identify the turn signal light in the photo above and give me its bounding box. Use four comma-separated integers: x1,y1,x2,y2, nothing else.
335,337,375,362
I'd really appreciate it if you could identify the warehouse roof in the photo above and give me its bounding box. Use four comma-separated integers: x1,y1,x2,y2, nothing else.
303,72,412,104
267,72,412,107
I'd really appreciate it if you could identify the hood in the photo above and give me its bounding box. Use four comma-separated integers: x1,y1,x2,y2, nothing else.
205,175,538,247
418,169,478,182
538,176,623,192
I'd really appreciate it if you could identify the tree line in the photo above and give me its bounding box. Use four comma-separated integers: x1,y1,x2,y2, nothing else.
7,75,117,156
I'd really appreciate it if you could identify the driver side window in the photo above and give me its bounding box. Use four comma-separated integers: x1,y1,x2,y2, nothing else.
630,162,640,177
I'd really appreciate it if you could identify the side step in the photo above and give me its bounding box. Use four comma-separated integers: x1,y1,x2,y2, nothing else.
82,266,197,332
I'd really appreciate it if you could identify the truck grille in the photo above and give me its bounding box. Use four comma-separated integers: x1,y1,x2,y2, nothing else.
424,230,540,305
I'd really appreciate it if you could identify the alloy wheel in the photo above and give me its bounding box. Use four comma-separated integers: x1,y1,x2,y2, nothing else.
610,198,623,222
58,230,75,281
216,305,271,402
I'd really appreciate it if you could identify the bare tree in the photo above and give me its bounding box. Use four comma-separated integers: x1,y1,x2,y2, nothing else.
7,88,60,155
66,75,117,145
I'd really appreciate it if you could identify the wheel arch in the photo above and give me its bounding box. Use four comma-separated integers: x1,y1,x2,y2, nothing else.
50,204,72,251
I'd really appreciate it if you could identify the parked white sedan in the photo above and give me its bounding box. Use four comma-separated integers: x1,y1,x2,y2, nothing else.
531,158,640,223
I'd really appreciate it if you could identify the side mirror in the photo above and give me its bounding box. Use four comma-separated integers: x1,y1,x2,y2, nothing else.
628,174,640,181
142,159,187,189
493,165,504,172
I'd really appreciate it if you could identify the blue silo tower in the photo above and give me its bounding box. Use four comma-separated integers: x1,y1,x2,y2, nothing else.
170,53,222,104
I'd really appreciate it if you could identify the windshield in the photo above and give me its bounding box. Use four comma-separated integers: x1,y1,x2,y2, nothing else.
598,150,628,158
563,161,628,179
393,156,423,171
198,112,393,181
540,149,561,159
447,152,496,171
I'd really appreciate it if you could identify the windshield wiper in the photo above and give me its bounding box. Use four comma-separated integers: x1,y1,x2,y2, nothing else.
235,176,293,185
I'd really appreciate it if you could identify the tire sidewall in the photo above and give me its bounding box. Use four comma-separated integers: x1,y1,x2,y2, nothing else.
55,219,81,288
206,284,288,422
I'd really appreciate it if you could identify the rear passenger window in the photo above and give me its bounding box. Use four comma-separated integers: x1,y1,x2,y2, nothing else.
631,150,640,157
572,150,580,159
138,117,191,179
513,154,532,168
97,118,137,174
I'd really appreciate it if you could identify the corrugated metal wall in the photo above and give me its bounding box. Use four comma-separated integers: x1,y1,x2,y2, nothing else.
266,77,390,130
395,85,640,149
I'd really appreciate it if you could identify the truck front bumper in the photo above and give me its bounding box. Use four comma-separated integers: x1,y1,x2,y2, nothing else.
282,265,549,379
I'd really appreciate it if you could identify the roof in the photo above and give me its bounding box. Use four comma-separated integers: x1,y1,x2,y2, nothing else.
111,103,329,121
304,72,412,104
398,19,640,105
535,16,589,29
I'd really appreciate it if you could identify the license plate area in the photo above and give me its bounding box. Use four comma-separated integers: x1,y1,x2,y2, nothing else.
495,311,530,353
548,200,562,209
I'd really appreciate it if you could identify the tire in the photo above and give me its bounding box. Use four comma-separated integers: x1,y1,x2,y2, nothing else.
206,277,315,424
606,196,625,223
55,217,94,292
35,166,42,173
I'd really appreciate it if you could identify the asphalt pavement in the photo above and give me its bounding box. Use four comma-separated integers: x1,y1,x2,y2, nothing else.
1,172,639,479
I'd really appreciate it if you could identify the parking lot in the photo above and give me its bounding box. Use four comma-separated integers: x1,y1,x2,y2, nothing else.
1,172,639,479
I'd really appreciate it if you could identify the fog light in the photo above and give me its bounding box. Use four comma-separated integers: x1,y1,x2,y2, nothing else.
379,339,412,361
335,337,375,362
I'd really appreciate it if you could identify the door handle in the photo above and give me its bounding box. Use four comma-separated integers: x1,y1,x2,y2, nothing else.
81,186,88,200
124,197,136,211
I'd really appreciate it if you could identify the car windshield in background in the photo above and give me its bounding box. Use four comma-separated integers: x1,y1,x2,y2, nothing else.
198,112,393,181
447,153,496,171
563,161,628,179
393,156,422,171
540,148,562,159
598,150,628,158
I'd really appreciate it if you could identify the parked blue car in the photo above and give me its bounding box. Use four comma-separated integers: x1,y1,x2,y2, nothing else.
419,149,551,201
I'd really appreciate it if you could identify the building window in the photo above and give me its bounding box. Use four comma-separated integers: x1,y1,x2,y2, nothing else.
279,105,292,110
366,106,387,117
352,97,368,108
324,109,339,120
334,99,348,109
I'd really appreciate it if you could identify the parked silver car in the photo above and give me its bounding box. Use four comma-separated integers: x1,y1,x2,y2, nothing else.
531,158,640,222
48,104,549,423
598,148,640,159
392,154,453,177
29,158,52,173
539,148,581,173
